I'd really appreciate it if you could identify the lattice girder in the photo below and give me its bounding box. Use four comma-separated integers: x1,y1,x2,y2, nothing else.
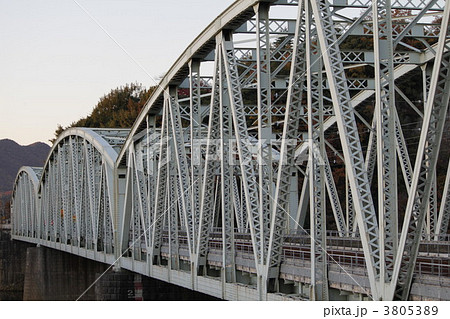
11,0,450,302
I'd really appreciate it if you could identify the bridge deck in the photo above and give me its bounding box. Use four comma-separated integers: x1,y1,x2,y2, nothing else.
12,231,450,301
9,0,450,301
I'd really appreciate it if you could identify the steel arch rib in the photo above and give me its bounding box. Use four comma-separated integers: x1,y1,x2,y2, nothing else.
10,0,450,302
11,167,42,238
12,127,128,265
115,0,449,301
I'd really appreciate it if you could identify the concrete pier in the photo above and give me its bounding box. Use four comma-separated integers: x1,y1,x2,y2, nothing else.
0,229,31,300
3,235,221,301
23,246,107,300
22,246,220,301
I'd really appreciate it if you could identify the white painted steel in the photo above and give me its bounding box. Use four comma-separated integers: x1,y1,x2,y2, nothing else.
11,0,450,301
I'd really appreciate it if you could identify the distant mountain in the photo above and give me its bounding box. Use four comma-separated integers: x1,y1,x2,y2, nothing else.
0,139,50,193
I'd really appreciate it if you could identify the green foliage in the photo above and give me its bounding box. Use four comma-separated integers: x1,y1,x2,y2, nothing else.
51,83,156,143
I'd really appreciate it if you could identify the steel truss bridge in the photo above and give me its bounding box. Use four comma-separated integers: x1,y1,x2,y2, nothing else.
10,0,450,301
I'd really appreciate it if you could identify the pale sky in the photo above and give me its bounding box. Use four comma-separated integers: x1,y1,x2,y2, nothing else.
0,0,235,146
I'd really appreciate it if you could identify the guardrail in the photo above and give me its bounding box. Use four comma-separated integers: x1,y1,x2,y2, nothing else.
159,228,450,278
417,262,450,277
0,224,11,230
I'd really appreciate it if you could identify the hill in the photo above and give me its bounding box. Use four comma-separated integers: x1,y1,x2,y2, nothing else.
0,139,50,193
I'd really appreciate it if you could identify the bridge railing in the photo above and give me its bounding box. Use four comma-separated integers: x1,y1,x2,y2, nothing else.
417,262,450,280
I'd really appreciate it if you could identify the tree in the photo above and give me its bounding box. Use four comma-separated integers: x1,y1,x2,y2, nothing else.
51,83,156,143
50,124,65,144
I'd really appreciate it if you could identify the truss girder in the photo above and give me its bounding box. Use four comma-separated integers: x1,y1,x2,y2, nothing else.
189,59,202,259
196,44,222,268
166,92,195,261
306,0,329,300
150,102,170,260
220,31,263,277
219,48,236,281
323,154,346,236
373,0,398,290
268,0,307,283
11,128,126,264
309,0,381,299
168,174,180,269
11,167,41,238
11,0,450,302
393,3,450,300
436,157,450,239
255,3,273,277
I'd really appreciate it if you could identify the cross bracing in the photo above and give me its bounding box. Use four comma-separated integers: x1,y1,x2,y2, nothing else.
11,0,450,301
11,167,42,239
12,128,129,263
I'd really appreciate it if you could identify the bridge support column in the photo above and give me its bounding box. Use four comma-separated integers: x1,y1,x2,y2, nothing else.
23,246,105,300
0,230,31,300
22,246,141,300
95,270,142,301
